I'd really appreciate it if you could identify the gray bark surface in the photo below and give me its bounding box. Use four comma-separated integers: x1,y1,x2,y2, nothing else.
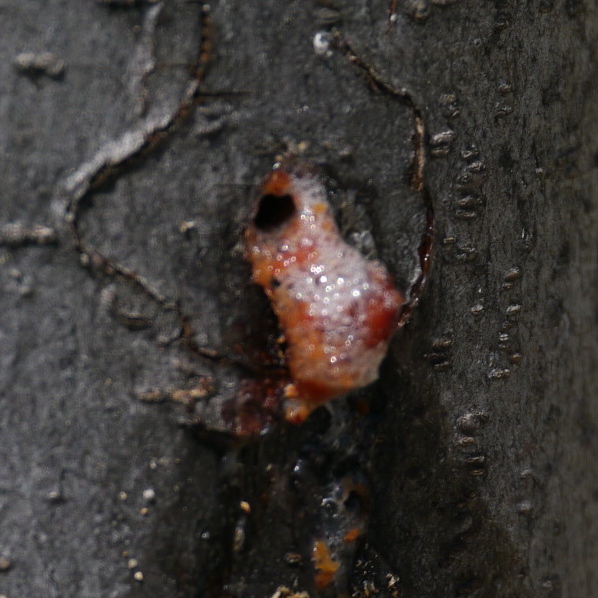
1,1,597,597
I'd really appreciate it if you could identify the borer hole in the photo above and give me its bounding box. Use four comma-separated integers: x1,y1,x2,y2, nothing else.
253,193,296,232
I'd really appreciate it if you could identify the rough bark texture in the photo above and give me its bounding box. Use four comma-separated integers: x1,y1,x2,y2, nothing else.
1,1,597,597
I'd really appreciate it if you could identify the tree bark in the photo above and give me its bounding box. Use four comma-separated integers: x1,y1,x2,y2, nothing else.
1,1,597,597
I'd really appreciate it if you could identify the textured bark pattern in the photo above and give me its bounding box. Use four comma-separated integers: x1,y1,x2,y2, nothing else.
1,1,597,597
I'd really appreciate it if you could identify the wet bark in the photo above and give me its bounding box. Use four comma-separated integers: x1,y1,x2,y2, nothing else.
1,1,597,597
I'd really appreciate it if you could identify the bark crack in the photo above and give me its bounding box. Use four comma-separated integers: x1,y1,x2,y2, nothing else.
62,4,214,324
338,34,434,325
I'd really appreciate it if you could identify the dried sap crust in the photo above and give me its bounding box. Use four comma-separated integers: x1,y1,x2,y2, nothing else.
245,164,404,405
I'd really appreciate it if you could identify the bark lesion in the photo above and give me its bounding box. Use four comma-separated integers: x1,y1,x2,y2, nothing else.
0,223,58,247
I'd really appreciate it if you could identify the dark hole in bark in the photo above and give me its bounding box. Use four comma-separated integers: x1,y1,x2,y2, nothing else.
253,193,296,232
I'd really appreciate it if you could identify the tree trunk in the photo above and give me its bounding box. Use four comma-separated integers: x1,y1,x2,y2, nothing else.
1,1,597,597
